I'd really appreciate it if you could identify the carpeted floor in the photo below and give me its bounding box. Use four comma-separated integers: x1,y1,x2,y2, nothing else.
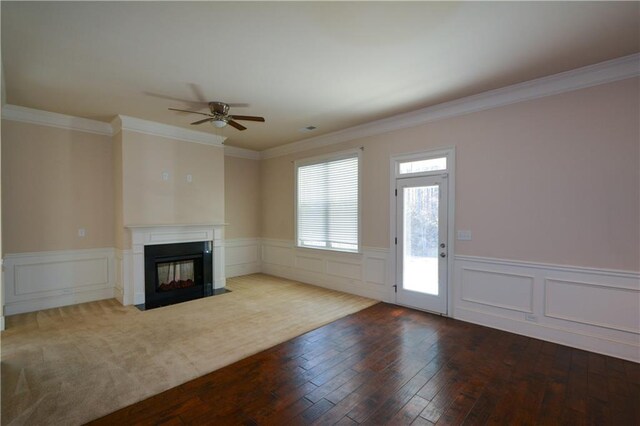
1,274,378,425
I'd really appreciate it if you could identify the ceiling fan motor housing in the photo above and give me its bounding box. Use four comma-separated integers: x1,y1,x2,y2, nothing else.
209,102,229,115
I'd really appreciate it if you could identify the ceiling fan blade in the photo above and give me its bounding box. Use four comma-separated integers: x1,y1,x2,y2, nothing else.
230,115,265,122
227,120,247,131
191,118,213,125
143,91,208,108
168,108,212,117
188,83,209,103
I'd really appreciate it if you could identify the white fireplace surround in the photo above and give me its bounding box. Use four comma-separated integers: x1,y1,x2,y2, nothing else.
123,224,226,306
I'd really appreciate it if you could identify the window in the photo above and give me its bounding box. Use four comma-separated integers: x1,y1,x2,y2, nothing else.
398,157,446,175
296,152,359,253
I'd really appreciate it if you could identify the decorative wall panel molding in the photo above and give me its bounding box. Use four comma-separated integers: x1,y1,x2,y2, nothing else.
460,268,534,313
454,255,640,362
261,239,390,302
3,248,116,315
225,238,262,278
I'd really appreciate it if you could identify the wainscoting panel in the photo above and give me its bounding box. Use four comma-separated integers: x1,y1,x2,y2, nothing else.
261,239,390,301
454,255,640,362
544,278,640,334
225,238,262,278
460,268,534,313
4,248,116,315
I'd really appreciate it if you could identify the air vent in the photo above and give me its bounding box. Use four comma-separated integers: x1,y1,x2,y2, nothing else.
299,125,317,133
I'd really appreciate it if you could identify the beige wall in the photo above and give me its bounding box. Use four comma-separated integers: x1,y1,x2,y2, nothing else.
224,156,261,239
112,130,126,249
1,120,115,253
261,77,640,271
119,130,224,228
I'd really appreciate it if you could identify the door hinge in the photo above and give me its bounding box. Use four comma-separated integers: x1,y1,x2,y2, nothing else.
395,189,397,196
395,237,397,245
393,284,397,293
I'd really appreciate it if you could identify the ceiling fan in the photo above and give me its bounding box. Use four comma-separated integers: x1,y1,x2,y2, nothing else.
169,102,265,131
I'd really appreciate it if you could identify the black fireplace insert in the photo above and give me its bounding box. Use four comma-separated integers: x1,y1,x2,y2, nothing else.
144,241,213,309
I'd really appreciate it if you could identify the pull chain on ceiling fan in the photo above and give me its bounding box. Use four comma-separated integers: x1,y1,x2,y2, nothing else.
169,101,265,131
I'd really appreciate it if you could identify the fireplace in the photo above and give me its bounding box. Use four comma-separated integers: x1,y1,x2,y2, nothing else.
144,241,213,309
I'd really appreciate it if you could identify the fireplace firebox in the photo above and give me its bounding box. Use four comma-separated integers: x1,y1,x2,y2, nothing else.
144,241,213,309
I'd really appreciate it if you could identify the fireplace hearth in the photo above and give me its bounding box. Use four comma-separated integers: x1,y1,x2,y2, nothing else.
144,241,213,309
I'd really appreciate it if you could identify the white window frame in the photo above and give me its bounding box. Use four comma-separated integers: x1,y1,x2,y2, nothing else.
294,148,362,254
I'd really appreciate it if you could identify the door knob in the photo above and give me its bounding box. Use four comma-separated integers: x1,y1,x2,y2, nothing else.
440,252,446,258
440,243,445,248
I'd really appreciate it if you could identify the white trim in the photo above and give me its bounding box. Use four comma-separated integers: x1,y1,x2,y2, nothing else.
124,224,226,306
224,145,261,160
261,238,390,302
3,248,116,315
454,256,640,362
225,238,262,278
455,306,640,363
111,115,226,147
261,53,640,159
0,105,241,152
543,278,640,334
460,267,535,313
1,104,112,135
454,255,640,280
4,55,637,160
390,147,456,316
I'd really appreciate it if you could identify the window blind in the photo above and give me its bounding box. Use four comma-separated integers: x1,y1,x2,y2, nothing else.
297,154,359,252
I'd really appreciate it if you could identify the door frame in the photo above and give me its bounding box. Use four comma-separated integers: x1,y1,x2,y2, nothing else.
389,147,456,316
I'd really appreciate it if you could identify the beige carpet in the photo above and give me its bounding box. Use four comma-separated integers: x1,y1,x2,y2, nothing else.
1,274,377,425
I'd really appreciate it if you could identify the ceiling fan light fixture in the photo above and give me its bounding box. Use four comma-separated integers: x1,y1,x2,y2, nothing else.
212,118,228,128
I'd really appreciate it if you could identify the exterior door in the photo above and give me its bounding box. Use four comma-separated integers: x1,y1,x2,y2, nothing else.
395,175,448,314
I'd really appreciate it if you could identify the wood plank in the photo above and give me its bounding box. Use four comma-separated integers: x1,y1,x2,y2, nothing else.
88,303,638,426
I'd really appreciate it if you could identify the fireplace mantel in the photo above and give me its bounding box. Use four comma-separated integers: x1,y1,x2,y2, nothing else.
121,224,226,306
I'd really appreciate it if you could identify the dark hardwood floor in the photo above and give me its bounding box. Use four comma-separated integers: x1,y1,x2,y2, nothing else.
89,303,640,425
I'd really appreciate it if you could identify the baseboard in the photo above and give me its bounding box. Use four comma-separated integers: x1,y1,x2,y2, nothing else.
261,239,390,302
3,248,116,316
453,255,640,362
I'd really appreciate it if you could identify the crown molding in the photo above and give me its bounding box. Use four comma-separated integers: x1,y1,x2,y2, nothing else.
1,104,113,135
223,145,261,160
111,115,226,147
261,53,640,159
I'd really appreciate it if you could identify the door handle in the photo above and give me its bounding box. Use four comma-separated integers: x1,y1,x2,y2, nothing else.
440,252,446,258
440,243,445,249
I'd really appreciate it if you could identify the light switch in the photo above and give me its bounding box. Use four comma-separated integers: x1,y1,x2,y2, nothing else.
161,171,169,181
78,228,86,238
186,174,193,183
457,230,472,241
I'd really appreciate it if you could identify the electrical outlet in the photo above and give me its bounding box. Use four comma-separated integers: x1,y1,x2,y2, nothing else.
525,314,538,323
186,174,193,183
161,171,169,181
78,228,86,237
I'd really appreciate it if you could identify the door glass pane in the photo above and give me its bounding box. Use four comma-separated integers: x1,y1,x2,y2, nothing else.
403,185,439,295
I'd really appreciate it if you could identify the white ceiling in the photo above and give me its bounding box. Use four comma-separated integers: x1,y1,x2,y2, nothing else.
2,2,638,151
